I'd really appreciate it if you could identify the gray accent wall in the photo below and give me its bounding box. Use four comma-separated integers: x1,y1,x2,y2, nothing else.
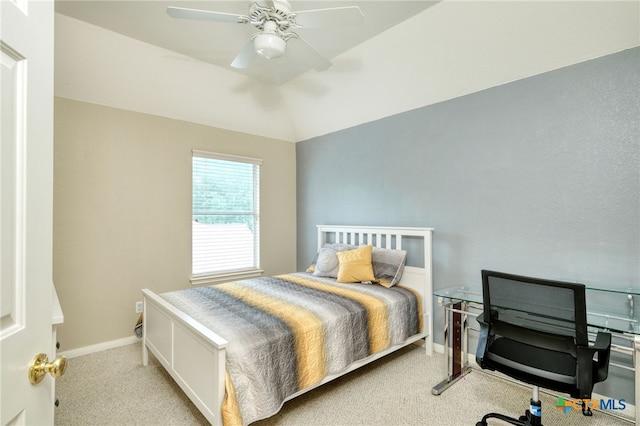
296,47,639,403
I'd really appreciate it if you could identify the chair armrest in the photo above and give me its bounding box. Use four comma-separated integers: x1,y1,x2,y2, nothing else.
578,331,611,357
591,331,611,351
591,331,612,382
476,312,487,326
576,331,612,397
475,313,490,367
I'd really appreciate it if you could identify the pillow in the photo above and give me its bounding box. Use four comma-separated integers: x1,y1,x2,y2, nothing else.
312,247,340,278
306,243,357,274
336,245,376,283
371,247,407,288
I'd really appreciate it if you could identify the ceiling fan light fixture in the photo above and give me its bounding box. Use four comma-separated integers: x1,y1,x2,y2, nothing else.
254,32,286,59
253,20,286,59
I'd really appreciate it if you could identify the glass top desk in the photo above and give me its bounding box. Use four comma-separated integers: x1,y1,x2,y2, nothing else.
432,284,640,423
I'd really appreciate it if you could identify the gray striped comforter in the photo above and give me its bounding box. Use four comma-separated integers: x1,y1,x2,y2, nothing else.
161,272,422,425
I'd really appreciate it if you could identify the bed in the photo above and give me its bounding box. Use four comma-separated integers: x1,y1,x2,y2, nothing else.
141,225,434,425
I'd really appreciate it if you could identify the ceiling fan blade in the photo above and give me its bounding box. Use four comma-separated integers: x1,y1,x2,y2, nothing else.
293,6,364,28
167,6,247,24
230,40,258,69
287,36,331,72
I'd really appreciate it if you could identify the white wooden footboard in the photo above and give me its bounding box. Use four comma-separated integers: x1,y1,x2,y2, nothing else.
141,289,227,426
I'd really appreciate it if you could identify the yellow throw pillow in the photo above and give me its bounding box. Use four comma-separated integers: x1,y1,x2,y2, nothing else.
336,245,375,283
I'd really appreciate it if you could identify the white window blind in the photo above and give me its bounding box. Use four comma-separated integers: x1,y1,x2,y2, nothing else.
192,150,261,281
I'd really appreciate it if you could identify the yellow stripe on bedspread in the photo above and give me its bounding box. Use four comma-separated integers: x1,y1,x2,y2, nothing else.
279,274,390,353
222,372,242,426
218,282,327,389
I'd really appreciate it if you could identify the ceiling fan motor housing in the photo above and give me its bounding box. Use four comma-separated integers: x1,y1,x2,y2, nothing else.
248,1,295,59
249,0,294,31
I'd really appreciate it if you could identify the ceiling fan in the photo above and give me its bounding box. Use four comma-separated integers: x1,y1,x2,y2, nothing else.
167,1,364,72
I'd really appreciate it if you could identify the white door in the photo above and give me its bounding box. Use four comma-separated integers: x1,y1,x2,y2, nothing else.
1,0,56,424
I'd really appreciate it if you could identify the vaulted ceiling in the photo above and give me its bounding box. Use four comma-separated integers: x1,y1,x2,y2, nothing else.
55,1,438,85
54,1,640,142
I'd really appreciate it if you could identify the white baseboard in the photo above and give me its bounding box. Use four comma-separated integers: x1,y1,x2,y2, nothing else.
433,342,445,354
58,335,140,359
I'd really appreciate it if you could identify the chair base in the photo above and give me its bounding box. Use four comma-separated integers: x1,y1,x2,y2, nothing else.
476,410,542,426
477,398,543,426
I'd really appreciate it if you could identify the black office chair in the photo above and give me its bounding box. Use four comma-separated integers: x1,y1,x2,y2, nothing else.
475,270,611,426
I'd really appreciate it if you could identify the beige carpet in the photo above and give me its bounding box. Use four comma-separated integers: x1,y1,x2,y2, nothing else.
54,342,633,425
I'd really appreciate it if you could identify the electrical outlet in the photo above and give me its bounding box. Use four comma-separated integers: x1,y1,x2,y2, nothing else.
135,301,143,314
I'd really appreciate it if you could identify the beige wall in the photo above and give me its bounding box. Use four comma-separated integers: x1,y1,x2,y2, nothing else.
53,97,297,351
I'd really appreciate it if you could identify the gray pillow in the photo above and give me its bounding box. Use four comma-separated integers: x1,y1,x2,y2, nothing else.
371,247,407,287
312,247,340,277
306,243,357,276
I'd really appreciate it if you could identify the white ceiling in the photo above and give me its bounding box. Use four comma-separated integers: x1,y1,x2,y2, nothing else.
54,1,640,142
55,1,438,85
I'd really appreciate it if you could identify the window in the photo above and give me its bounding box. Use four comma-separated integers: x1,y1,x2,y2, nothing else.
191,150,262,284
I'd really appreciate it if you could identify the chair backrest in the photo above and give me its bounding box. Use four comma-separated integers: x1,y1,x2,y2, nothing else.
481,270,588,347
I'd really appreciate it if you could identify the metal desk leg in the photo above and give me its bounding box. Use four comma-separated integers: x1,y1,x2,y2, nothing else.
432,301,472,395
635,336,639,424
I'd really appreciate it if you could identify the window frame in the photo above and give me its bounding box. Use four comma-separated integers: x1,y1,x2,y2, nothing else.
191,149,263,285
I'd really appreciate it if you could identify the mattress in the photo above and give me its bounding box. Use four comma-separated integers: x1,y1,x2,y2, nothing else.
161,272,422,425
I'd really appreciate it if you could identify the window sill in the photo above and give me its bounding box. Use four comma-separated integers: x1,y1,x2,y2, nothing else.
191,269,264,286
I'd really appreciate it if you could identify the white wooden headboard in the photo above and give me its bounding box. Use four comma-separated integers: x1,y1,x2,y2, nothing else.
316,225,434,355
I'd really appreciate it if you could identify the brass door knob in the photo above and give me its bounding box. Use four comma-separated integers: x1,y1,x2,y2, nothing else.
28,353,67,384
